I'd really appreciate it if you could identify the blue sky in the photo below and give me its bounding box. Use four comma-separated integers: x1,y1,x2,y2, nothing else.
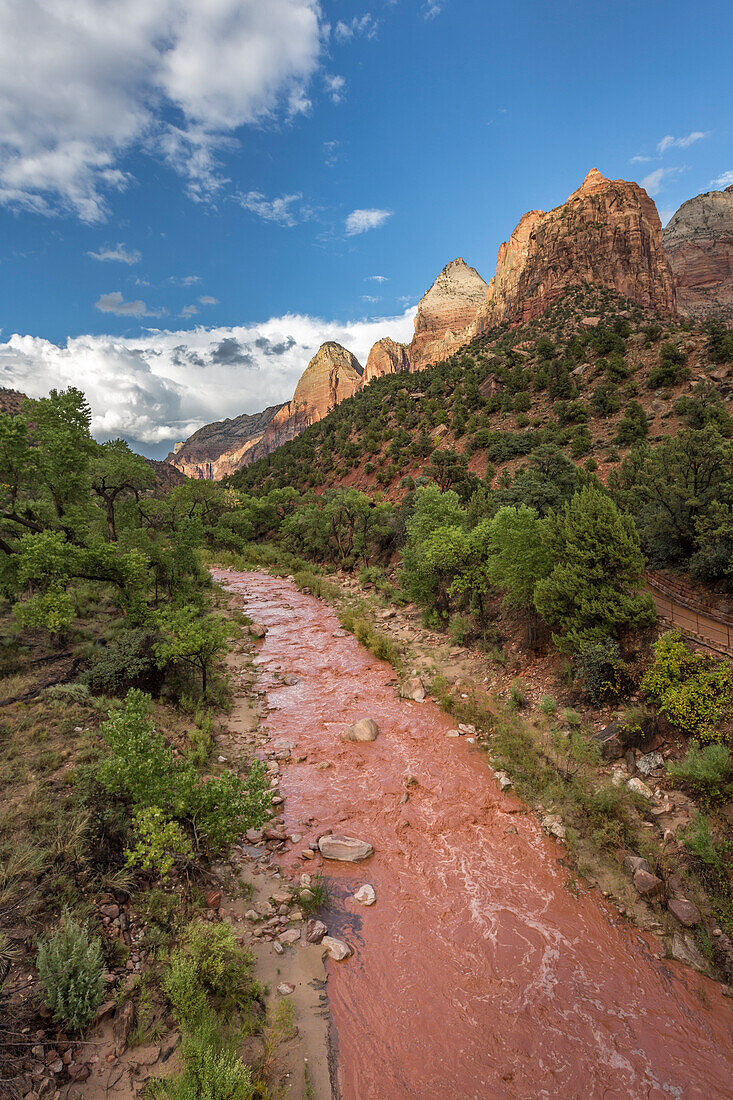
0,0,730,455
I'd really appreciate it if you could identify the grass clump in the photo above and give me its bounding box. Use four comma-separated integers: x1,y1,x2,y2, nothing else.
667,741,733,804
151,919,263,1100
299,872,331,915
338,606,402,670
36,911,105,1030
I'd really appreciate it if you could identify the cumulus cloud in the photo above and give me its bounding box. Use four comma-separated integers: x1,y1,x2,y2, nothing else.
712,170,733,189
366,274,387,282
0,308,417,453
423,1,444,17
0,0,326,221
180,304,199,318
238,191,309,227
199,295,219,305
658,131,709,154
95,291,159,317
345,208,392,235
87,243,141,264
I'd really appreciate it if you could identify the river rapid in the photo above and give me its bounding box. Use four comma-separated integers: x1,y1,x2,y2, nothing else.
213,568,733,1100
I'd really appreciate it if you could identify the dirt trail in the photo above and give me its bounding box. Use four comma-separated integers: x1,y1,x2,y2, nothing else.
214,568,733,1100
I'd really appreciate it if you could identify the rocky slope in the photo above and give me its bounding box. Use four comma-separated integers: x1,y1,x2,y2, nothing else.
663,186,733,320
408,258,489,370
477,169,677,329
362,337,410,385
167,404,284,480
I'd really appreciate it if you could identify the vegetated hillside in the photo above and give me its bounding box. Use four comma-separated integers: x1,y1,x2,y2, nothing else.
232,285,731,509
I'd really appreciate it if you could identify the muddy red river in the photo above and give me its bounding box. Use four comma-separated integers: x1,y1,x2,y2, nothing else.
214,569,733,1100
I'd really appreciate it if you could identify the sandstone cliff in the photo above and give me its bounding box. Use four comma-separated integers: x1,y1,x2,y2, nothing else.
477,169,676,329
362,337,410,385
242,342,363,467
167,404,284,480
663,186,733,320
408,258,489,371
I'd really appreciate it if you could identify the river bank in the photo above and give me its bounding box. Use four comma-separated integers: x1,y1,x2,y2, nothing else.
213,566,733,1100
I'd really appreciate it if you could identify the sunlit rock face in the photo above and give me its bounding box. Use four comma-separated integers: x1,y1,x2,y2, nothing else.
477,169,677,330
408,258,489,371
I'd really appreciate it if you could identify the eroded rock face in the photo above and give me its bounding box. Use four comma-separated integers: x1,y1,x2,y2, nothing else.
477,169,677,330
166,404,284,480
244,342,363,466
408,258,489,371
362,337,410,385
663,186,733,319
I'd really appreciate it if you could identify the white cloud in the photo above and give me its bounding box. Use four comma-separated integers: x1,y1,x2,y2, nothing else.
712,170,733,189
0,0,326,221
87,243,141,265
423,1,444,17
324,74,346,104
658,131,709,154
199,295,219,305
180,304,199,317
334,15,378,41
238,191,308,227
366,274,387,282
323,140,339,167
0,308,418,450
345,208,392,235
640,167,679,197
95,291,158,318
361,294,381,303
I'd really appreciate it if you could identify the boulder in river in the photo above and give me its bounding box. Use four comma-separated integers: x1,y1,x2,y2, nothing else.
318,834,374,862
322,935,352,961
353,884,376,906
401,676,426,702
342,718,379,742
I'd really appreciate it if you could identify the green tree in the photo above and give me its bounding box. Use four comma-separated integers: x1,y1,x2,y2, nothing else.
155,606,233,698
91,440,154,541
534,486,654,652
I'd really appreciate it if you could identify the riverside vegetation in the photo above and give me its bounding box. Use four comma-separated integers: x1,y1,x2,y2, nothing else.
2,288,733,1094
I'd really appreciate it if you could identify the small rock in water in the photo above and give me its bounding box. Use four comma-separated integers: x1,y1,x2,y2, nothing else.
250,623,267,639
353,884,376,906
282,674,301,686
318,835,373,862
342,718,380,742
322,935,352,961
541,814,566,840
401,676,426,703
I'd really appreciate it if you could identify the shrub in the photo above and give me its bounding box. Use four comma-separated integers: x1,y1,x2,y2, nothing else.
508,680,528,710
36,913,105,1030
156,1030,256,1100
448,615,472,646
667,741,733,803
126,807,194,877
83,628,161,696
649,342,689,388
680,814,730,884
574,638,629,704
615,401,648,445
98,690,272,855
539,695,557,715
642,632,733,741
